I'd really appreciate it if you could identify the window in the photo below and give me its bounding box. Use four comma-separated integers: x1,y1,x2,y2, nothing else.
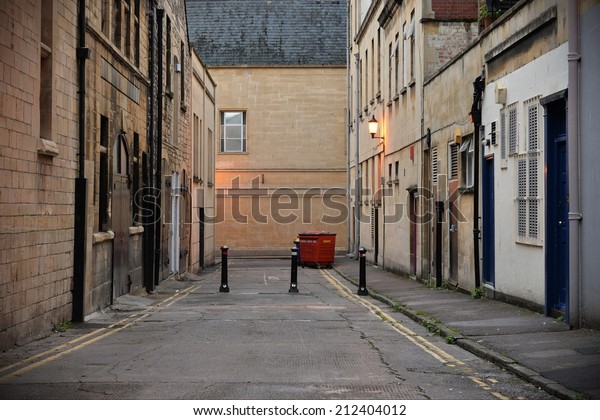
220,111,246,153
180,42,186,104
377,29,381,95
388,42,393,99
460,136,474,188
500,110,507,159
449,142,458,180
409,10,415,83
402,23,408,89
193,114,202,181
124,0,131,58
516,98,542,242
394,161,399,181
365,49,369,106
166,16,172,92
112,0,121,48
394,32,400,95
103,0,139,63
388,163,392,182
40,0,53,141
99,116,109,231
207,128,214,185
133,0,140,65
371,37,374,101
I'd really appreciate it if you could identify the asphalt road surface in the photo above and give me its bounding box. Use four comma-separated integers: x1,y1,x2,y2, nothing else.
0,259,554,400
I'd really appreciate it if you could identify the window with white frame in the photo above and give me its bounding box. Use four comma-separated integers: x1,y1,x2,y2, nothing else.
515,98,542,243
220,111,246,153
431,146,439,185
460,135,474,188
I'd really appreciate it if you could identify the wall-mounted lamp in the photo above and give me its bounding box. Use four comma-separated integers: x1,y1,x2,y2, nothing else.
368,116,384,140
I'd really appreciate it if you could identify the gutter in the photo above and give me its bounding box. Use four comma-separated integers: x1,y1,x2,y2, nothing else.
567,0,582,328
154,7,164,287
73,0,90,322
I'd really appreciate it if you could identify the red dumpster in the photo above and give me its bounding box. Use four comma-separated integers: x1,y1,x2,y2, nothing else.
298,231,336,268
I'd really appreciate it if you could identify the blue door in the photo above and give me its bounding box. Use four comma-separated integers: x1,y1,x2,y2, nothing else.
482,156,495,286
545,98,568,317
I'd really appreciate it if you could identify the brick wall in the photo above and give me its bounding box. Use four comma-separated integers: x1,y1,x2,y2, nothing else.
432,0,478,20
0,0,78,350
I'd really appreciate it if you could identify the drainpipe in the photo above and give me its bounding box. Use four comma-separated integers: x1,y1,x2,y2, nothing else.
144,5,156,293
567,0,581,328
154,7,164,286
470,74,485,289
73,0,89,322
354,52,361,258
346,0,352,254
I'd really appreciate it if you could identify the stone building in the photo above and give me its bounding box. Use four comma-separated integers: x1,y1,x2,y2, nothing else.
0,0,215,350
1,0,79,349
348,0,479,279
186,0,348,256
190,50,217,271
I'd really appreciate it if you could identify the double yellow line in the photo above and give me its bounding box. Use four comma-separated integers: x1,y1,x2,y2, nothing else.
319,269,509,400
0,284,201,383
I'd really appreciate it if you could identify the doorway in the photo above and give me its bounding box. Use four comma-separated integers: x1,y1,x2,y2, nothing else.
482,156,495,286
545,97,568,317
112,134,130,300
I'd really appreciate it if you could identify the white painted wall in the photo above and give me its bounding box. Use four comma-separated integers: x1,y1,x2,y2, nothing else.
481,43,568,305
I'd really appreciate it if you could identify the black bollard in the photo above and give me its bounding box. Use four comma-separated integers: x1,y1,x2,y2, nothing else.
220,245,229,293
357,247,368,296
289,247,299,293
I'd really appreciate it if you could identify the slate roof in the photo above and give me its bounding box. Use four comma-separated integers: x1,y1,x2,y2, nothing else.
186,0,347,66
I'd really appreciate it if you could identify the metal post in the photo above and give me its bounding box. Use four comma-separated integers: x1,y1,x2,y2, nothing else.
220,246,229,293
289,247,299,293
435,201,444,288
357,247,368,296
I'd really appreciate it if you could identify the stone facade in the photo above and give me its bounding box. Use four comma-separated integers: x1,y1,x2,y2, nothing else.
190,50,217,270
349,0,478,277
0,0,79,349
187,0,348,255
1,0,214,350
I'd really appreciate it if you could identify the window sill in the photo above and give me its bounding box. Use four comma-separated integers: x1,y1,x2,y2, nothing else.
515,238,543,248
458,186,474,194
393,94,400,102
363,106,369,113
370,99,375,106
387,100,393,108
193,176,203,184
129,226,144,236
408,79,416,88
400,87,407,96
166,90,174,100
393,179,399,185
93,230,115,244
218,151,249,155
38,138,59,157
207,181,214,188
180,103,187,113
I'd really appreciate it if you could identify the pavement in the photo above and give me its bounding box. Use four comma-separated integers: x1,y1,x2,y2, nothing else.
330,255,600,399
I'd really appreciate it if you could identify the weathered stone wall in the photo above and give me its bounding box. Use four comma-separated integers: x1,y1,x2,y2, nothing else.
0,0,78,350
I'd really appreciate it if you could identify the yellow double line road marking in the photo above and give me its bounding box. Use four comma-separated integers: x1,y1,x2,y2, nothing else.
320,269,509,400
0,284,201,382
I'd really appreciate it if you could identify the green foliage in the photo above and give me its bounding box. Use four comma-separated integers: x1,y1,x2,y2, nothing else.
471,287,484,299
52,321,73,333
